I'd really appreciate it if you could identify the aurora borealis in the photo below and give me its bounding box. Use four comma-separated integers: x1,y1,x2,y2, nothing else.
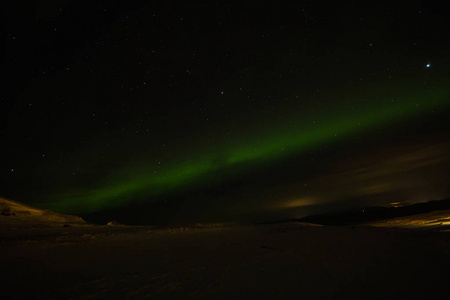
2,1,450,224
44,85,449,215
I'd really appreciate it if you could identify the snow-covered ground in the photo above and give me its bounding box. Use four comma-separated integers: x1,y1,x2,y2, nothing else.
2,221,450,299
1,197,450,299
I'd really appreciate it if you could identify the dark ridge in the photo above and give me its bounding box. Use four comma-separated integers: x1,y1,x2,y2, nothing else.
260,198,450,226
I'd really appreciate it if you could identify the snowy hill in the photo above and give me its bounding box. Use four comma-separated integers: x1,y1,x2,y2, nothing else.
0,197,86,227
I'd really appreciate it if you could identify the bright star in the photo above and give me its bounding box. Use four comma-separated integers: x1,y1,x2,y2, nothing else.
426,63,430,68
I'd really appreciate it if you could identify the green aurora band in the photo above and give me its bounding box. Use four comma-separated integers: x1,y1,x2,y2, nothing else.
46,85,450,214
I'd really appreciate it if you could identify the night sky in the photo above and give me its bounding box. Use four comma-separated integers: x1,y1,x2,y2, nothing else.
2,1,450,225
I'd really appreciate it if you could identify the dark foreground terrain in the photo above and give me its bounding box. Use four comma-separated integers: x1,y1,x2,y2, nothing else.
1,222,450,300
